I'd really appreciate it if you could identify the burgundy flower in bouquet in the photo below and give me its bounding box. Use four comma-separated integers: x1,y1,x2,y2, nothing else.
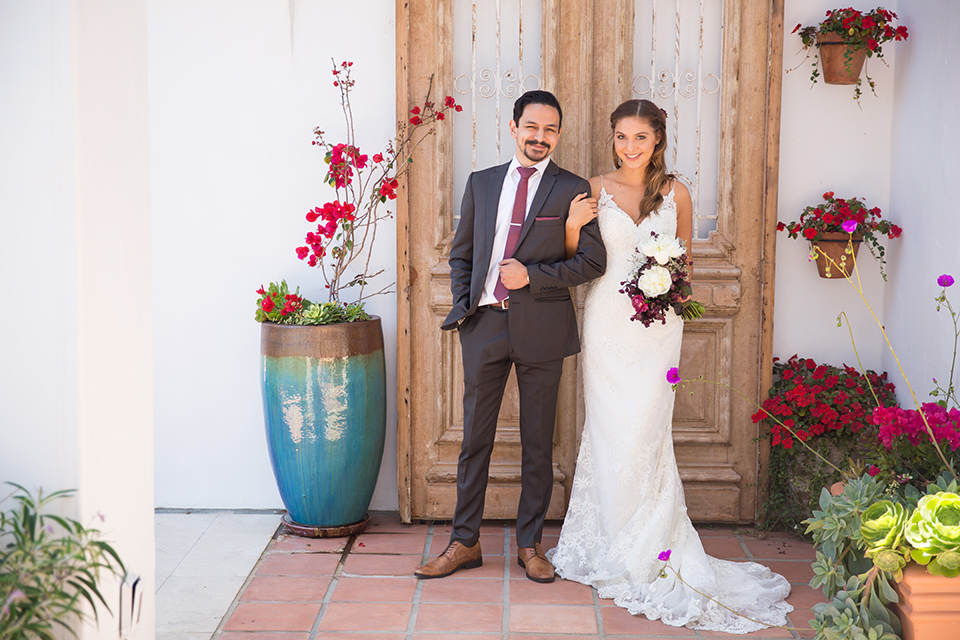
619,232,704,327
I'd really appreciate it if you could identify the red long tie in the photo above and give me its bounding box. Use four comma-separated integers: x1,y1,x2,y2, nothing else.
494,166,537,302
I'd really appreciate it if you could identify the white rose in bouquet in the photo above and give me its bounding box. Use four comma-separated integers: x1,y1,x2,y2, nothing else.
637,265,673,298
639,234,685,265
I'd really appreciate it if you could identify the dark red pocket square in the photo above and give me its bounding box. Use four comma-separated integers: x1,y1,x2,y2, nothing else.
535,216,561,221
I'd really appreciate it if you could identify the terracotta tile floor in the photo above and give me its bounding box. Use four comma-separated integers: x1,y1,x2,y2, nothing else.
213,513,824,640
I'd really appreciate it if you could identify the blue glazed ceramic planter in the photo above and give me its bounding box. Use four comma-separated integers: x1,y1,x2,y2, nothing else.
260,317,386,528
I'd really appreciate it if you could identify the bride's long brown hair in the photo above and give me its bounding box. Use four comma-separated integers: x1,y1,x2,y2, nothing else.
609,99,673,222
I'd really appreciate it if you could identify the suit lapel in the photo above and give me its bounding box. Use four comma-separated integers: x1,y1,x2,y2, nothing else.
516,160,558,249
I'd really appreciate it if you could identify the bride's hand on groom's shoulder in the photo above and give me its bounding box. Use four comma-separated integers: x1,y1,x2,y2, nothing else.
567,192,598,231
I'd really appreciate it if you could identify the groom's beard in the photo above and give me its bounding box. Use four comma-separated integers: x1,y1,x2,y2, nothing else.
522,140,552,163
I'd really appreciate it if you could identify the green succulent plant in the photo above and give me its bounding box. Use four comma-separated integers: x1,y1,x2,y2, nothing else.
300,301,370,325
859,500,909,579
903,491,960,577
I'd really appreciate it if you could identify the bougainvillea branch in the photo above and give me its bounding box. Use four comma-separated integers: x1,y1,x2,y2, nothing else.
298,60,461,303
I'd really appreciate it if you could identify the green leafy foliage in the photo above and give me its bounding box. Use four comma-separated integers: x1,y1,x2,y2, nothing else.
0,483,124,640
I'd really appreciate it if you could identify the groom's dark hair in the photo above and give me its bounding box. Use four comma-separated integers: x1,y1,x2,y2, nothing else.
512,90,563,128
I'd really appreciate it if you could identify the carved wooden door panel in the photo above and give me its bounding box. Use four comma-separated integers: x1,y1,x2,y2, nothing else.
397,0,784,523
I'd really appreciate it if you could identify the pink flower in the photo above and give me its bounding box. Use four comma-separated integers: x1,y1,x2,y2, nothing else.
841,219,858,233
938,274,955,288
868,465,879,477
658,550,671,562
296,246,309,260
666,368,681,385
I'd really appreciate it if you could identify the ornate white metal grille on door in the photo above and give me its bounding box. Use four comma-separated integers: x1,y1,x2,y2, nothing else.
452,0,543,223
451,0,721,238
634,0,723,238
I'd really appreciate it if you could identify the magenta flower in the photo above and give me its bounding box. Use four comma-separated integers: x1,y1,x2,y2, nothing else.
658,549,671,562
841,219,858,234
666,368,681,385
868,465,879,477
938,274,955,288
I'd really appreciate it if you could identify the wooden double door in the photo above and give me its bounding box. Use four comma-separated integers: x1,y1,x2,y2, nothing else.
395,0,785,523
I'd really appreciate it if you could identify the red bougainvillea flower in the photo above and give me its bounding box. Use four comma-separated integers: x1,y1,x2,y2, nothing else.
372,153,384,163
666,367,681,385
436,112,445,120
658,550,671,562
296,246,309,260
410,115,422,125
938,274,955,288
410,105,421,115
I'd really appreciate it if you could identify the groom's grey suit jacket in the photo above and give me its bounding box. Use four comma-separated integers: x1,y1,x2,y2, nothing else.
441,159,606,362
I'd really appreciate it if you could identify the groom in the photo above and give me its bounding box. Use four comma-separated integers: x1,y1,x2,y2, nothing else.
415,90,606,583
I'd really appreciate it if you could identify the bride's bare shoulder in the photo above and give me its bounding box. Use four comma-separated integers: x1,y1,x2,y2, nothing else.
587,175,604,198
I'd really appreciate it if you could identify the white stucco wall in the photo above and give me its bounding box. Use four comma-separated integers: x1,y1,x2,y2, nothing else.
149,0,398,509
884,3,960,407
774,1,900,372
1,0,79,498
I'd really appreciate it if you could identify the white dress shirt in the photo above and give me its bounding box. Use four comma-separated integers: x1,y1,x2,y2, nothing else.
477,155,553,306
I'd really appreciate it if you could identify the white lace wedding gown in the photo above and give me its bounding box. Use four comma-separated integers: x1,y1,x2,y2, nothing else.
547,183,793,633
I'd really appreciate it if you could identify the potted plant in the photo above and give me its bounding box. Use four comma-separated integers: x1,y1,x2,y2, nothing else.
669,255,959,637
792,7,909,103
752,355,898,532
255,60,460,536
0,484,125,639
801,273,960,640
778,191,902,280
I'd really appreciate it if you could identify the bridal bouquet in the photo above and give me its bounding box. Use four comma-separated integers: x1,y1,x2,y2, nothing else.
620,232,704,327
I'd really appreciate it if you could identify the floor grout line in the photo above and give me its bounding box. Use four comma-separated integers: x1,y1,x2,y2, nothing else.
404,522,433,640
307,531,357,640
592,583,607,639
155,512,221,594
502,523,510,640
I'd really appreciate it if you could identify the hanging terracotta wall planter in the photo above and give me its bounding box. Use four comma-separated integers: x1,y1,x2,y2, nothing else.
812,232,861,278
817,32,867,85
893,563,960,640
260,317,386,537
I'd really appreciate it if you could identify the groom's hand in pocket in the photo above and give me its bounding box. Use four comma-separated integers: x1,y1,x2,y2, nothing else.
498,259,530,290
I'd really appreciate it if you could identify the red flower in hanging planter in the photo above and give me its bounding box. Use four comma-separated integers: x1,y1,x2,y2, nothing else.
778,191,902,279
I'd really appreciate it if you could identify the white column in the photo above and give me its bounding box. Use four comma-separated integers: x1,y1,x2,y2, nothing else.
73,0,155,637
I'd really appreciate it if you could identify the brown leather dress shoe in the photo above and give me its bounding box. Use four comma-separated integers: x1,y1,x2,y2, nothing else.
517,542,555,583
414,540,482,579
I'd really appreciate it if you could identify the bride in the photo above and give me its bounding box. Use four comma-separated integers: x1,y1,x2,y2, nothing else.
547,99,793,633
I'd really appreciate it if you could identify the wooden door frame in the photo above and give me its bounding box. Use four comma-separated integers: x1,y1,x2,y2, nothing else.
396,0,785,523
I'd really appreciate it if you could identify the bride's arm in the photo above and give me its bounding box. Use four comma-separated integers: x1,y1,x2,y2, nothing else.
674,179,694,273
564,178,600,258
